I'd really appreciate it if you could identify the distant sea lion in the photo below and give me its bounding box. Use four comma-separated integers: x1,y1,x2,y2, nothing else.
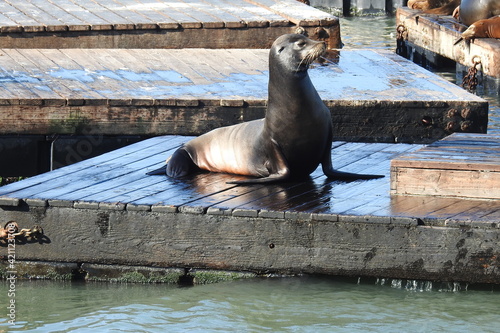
408,0,460,15
459,0,500,26
408,0,456,11
148,34,383,184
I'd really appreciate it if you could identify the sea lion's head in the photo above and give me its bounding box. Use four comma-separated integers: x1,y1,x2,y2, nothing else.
270,34,326,76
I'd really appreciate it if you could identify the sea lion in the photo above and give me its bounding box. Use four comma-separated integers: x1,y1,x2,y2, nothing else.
408,0,451,10
458,15,500,41
408,0,460,15
148,34,383,184
459,0,500,26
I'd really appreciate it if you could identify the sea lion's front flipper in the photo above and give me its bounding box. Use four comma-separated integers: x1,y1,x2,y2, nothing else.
227,138,290,185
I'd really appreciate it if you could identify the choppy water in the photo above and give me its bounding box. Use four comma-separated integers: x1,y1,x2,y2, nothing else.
1,277,499,332
2,15,500,332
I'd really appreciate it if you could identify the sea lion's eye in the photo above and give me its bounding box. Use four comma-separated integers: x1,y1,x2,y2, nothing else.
278,46,285,53
297,41,306,47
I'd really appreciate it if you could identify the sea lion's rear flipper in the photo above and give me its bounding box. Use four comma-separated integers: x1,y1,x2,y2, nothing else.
147,147,198,178
323,169,385,181
146,165,167,175
321,142,384,181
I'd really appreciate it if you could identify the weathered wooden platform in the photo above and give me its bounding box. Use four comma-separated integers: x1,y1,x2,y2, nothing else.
0,48,487,143
396,7,500,78
1,135,499,283
0,0,340,49
392,133,500,199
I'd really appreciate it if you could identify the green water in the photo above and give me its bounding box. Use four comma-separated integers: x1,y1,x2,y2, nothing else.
1,277,499,332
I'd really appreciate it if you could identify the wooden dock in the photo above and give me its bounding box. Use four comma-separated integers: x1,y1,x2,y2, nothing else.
1,134,499,284
396,7,500,78
0,0,341,49
0,48,487,142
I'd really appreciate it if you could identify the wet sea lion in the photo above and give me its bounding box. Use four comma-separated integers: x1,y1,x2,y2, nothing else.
148,34,383,184
459,0,500,26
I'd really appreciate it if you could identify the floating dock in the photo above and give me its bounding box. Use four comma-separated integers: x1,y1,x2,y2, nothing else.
0,48,489,176
0,0,340,49
1,133,499,284
0,48,487,140
396,7,500,78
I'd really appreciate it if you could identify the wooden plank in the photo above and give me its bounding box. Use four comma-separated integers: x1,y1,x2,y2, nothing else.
392,167,500,199
231,0,288,26
136,0,204,29
0,49,64,100
28,0,89,31
75,48,161,101
47,0,113,30
205,0,269,28
191,0,247,28
0,136,170,197
2,49,85,101
0,136,184,199
0,10,20,30
0,1,44,32
105,0,159,30
247,0,336,26
35,49,108,100
72,0,138,30
3,1,65,31
6,0,65,32
28,141,182,201
171,0,224,29
391,134,500,199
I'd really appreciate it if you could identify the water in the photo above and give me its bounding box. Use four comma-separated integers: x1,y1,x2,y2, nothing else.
1,277,499,332
2,15,500,332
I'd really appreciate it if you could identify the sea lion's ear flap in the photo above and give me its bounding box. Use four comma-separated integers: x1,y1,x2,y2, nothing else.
277,46,285,54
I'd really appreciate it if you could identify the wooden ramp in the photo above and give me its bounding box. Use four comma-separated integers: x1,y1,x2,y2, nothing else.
1,136,499,283
396,7,500,78
0,48,488,143
0,0,340,49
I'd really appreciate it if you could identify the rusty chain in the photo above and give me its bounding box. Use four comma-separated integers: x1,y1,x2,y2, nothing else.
462,56,481,91
396,24,408,57
0,221,44,241
396,24,407,41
